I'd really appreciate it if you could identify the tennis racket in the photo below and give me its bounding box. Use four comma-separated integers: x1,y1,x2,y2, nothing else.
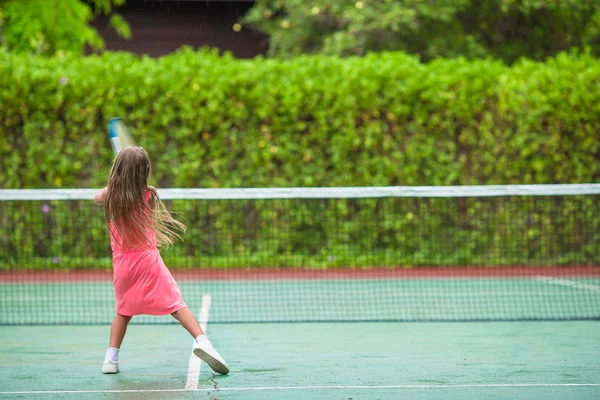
108,117,136,156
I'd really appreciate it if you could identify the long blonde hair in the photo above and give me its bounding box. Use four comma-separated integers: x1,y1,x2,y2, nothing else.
104,147,186,249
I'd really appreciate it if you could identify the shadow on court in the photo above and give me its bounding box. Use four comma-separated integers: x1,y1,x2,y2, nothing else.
0,322,599,400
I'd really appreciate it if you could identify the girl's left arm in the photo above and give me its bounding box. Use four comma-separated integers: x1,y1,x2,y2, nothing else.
94,187,108,205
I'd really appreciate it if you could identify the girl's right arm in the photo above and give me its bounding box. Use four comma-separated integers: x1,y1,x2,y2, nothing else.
94,187,108,205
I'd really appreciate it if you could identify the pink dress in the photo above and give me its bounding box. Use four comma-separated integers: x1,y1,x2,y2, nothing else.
110,191,187,317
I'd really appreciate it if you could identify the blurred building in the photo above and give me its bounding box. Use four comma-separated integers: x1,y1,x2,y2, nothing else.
91,0,268,58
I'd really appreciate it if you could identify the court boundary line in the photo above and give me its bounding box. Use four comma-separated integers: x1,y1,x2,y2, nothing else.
2,383,600,395
535,276,600,293
184,294,211,390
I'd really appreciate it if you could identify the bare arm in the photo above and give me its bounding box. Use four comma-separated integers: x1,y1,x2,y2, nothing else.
94,187,108,205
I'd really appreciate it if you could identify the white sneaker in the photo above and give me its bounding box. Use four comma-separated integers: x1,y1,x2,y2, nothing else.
193,336,229,375
102,360,119,374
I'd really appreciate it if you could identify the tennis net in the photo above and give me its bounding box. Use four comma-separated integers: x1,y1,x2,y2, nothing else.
1,185,599,324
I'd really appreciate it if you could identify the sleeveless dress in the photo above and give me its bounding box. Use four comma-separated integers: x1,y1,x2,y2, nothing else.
110,190,187,317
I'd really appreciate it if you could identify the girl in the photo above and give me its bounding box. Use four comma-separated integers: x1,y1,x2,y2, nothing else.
94,146,229,375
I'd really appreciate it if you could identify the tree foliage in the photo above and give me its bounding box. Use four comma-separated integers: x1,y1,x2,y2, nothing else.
243,0,600,63
0,0,130,56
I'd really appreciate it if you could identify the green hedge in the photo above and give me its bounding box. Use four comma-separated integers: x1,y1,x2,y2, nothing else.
1,49,600,269
1,48,599,189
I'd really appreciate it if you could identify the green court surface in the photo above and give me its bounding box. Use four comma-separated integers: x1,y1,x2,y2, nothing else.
0,321,599,400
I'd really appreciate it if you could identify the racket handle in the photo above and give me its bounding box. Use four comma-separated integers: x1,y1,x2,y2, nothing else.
110,137,121,155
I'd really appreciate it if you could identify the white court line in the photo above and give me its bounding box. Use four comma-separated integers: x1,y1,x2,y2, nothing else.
2,383,600,395
184,294,211,390
535,276,600,293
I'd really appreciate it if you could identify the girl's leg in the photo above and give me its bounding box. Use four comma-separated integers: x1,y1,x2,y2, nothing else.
103,314,132,374
173,307,229,375
171,307,204,338
109,313,132,349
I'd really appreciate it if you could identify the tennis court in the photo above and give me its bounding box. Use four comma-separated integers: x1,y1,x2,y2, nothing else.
1,186,599,399
1,322,599,399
